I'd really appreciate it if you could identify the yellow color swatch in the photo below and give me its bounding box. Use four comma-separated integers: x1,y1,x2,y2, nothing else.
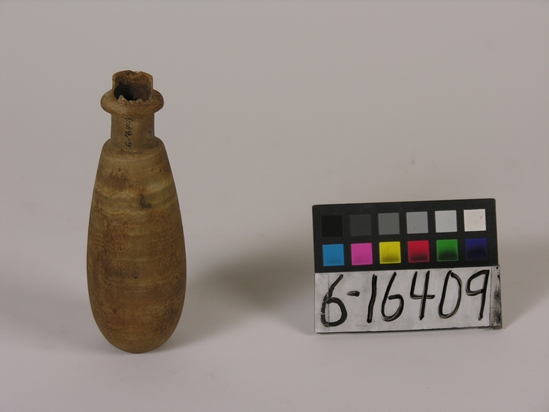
379,241,401,264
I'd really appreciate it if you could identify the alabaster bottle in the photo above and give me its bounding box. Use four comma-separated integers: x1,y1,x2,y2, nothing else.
87,71,185,353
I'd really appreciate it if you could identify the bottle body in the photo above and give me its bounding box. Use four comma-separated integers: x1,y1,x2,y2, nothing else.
87,71,185,353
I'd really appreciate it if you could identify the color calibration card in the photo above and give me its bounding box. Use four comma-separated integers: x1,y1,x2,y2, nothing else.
313,199,502,333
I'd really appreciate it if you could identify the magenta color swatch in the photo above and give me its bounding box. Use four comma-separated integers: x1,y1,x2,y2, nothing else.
407,240,430,263
351,243,373,266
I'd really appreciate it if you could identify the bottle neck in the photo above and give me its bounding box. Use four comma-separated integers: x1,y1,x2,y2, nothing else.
110,114,157,151
101,71,164,152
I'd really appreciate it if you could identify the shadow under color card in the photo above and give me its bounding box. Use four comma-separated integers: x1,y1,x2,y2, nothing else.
312,199,502,333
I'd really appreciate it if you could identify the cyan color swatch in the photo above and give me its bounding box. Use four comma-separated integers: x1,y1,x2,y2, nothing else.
322,244,344,266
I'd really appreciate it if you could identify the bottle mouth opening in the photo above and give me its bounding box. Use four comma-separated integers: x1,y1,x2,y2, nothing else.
101,70,163,117
113,71,152,101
